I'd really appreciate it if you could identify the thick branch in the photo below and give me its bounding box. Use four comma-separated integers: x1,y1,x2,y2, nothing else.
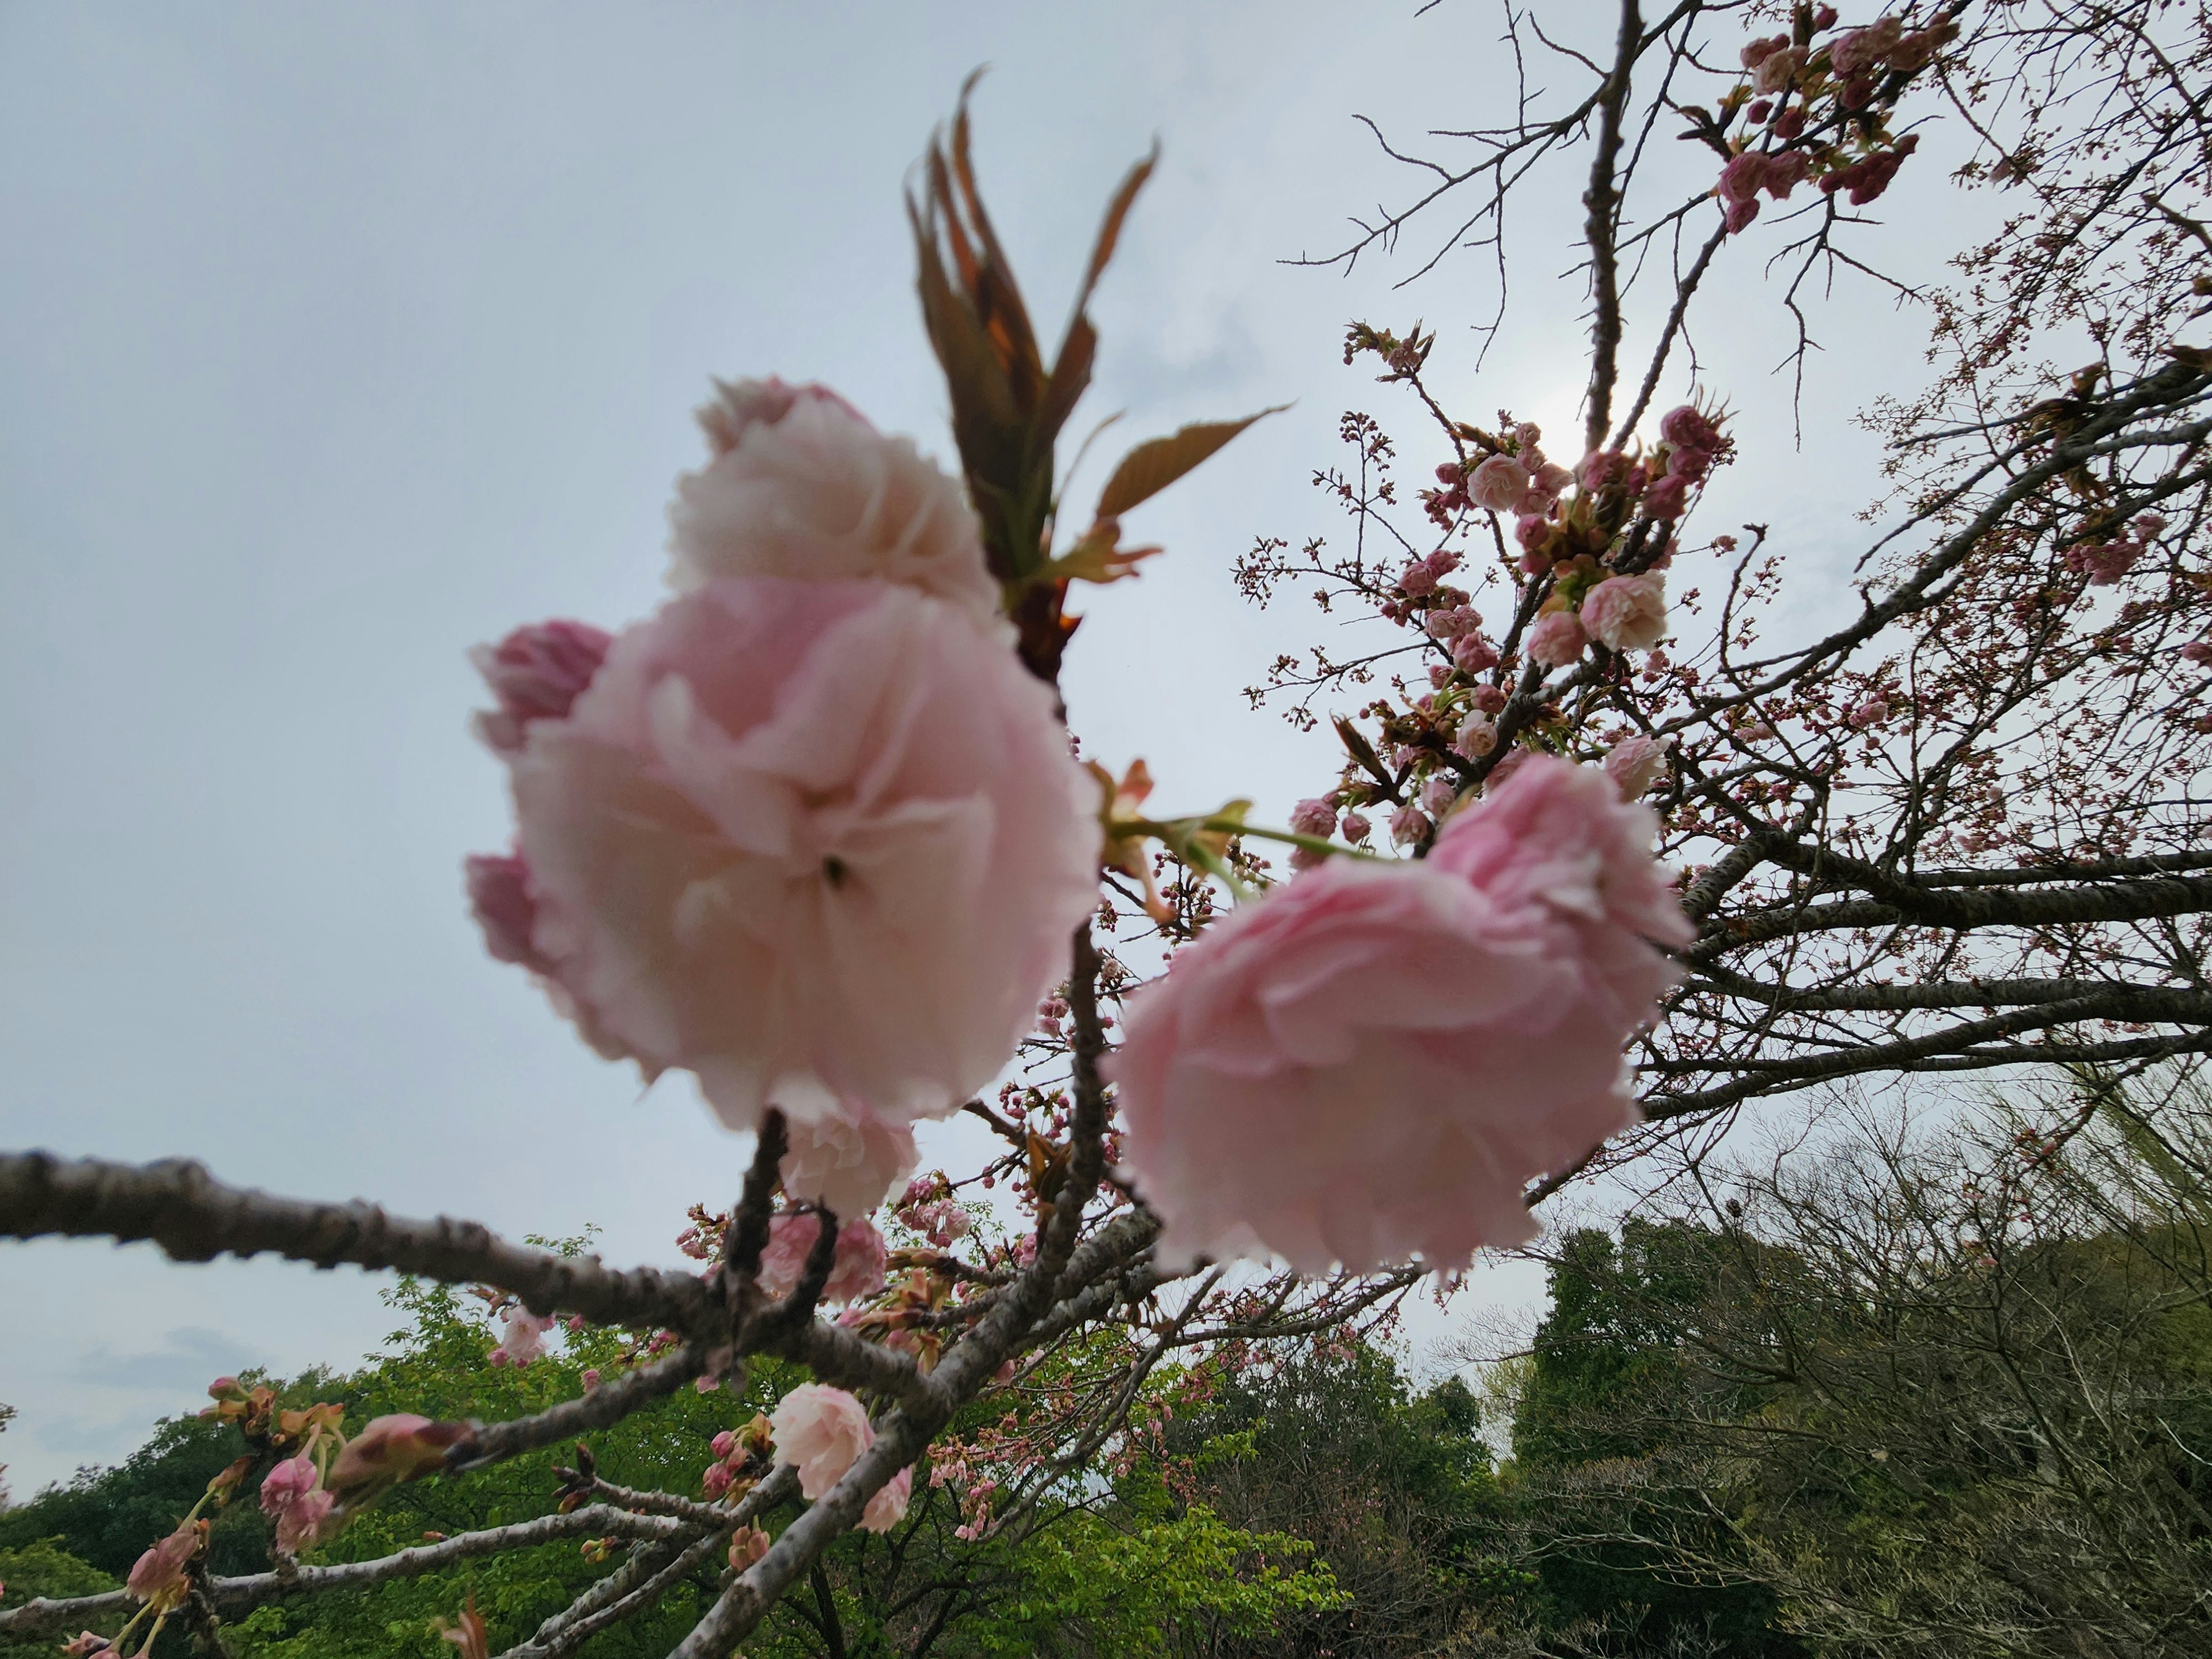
0,1153,714,1332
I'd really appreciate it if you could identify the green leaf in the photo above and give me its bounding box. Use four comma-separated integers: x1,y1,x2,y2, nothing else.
1094,405,1289,521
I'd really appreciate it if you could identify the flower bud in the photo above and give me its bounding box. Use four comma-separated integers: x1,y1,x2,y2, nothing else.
729,1523,771,1569
329,1415,471,1497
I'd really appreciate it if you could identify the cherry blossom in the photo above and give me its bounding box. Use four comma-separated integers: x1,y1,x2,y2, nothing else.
1108,757,1687,1273
667,378,1003,628
860,1465,913,1533
485,576,1099,1137
1581,573,1668,652
768,1383,876,1499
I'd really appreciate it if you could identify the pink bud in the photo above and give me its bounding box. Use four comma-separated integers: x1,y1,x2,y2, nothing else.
1340,811,1372,844
581,1368,601,1391
469,620,613,755
1452,634,1501,675
1642,473,1690,521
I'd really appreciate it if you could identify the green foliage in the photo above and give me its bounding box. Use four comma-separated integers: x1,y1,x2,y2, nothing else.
960,1503,1342,1658
0,1538,119,1658
1510,1221,1802,1657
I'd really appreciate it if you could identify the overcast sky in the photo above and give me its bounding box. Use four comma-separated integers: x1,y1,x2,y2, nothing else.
0,1,1974,1497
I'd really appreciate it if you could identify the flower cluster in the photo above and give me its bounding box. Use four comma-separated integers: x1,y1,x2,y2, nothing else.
2064,512,2166,586
1719,10,1952,233
467,380,1100,1215
701,1414,772,1500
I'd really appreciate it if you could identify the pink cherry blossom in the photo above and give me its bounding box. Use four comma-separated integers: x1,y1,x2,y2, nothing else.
1830,17,1904,77
757,1214,888,1303
1454,715,1499,759
1452,633,1501,675
860,1465,913,1533
2063,536,2145,585
780,1098,920,1217
260,1455,317,1522
1397,560,1438,597
667,379,1002,628
1658,405,1719,450
491,1306,552,1368
2181,639,2212,668
1603,735,1670,798
1107,756,1687,1273
274,1488,335,1555
1581,574,1668,652
1527,610,1588,668
1753,44,1806,93
491,577,1098,1135
1741,33,1787,69
1642,472,1691,520
1425,605,1480,642
768,1384,876,1499
470,621,613,755
1421,776,1460,818
1389,804,1430,847
1467,455,1532,514
1484,747,1531,793
1849,698,1891,729
127,1527,199,1610
1289,798,1338,838
1340,811,1372,845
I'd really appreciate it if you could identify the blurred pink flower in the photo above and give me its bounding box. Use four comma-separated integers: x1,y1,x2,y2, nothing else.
491,577,1097,1136
1658,405,1719,450
1527,611,1587,668
259,1456,317,1522
780,1099,921,1217
757,1214,888,1304
769,1384,875,1500
1603,735,1670,798
126,1528,198,1611
1389,804,1430,847
1340,811,1372,845
274,1488,335,1555
667,379,1001,627
490,1306,551,1368
1289,798,1338,838
1581,574,1668,652
860,1465,913,1533
1107,756,1687,1274
1830,17,1904,76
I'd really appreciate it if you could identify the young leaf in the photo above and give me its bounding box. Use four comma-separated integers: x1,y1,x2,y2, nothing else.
1095,406,1289,521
